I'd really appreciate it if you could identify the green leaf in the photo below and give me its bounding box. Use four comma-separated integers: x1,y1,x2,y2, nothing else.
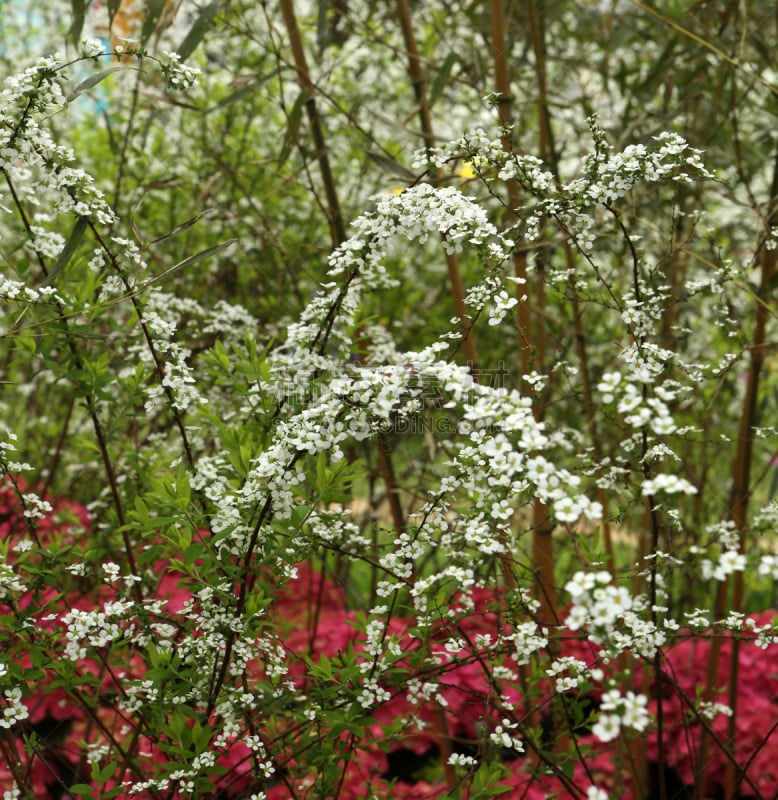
190,720,213,751
69,786,95,798
68,0,88,48
147,239,237,286
314,653,333,680
43,216,88,288
183,542,206,568
176,526,193,549
107,0,122,29
279,89,308,168
145,209,214,247
28,647,43,669
429,51,457,108
365,151,416,181
175,467,191,505
177,0,222,62
315,452,328,494
316,0,328,53
67,67,128,103
168,710,184,738
315,457,361,504
133,496,149,524
141,0,169,46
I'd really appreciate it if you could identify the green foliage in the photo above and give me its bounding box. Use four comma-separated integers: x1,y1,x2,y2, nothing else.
0,2,777,799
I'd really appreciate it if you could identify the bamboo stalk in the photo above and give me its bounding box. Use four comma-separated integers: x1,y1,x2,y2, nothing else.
722,147,778,799
488,0,572,776
568,243,616,575
525,0,555,179
280,0,347,247
695,145,778,800
396,0,480,381
279,0,407,544
524,0,555,373
394,3,478,785
488,0,557,624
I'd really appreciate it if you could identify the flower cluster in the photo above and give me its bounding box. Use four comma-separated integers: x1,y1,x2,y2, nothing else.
565,570,667,658
0,469,776,800
160,51,201,91
591,688,650,742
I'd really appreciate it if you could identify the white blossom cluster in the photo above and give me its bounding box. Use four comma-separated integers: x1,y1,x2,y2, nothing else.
0,427,33,477
489,718,524,753
572,128,713,206
412,127,555,197
61,600,136,660
273,182,508,380
78,37,105,59
701,548,746,582
0,56,116,231
565,571,666,659
444,388,604,527
244,182,605,559
123,289,205,414
418,120,713,252
697,700,733,721
123,750,217,796
546,656,596,693
0,275,62,307
0,560,26,600
20,491,53,520
0,686,29,730
758,554,778,580
160,51,201,91
592,688,650,743
641,473,698,497
508,621,549,666
448,752,478,767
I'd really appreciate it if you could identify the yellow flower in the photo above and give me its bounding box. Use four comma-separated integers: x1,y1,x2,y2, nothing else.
454,162,477,181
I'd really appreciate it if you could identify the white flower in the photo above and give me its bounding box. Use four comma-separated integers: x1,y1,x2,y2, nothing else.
0,687,29,729
565,571,595,597
698,701,733,720
641,473,697,496
592,713,621,742
161,51,201,91
651,415,676,435
621,691,649,731
79,38,104,58
566,604,589,631
600,689,622,711
713,549,746,581
758,554,778,579
448,753,478,767
554,495,582,523
488,290,518,326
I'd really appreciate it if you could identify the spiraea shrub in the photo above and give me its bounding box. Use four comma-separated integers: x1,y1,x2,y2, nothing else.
1,5,778,800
